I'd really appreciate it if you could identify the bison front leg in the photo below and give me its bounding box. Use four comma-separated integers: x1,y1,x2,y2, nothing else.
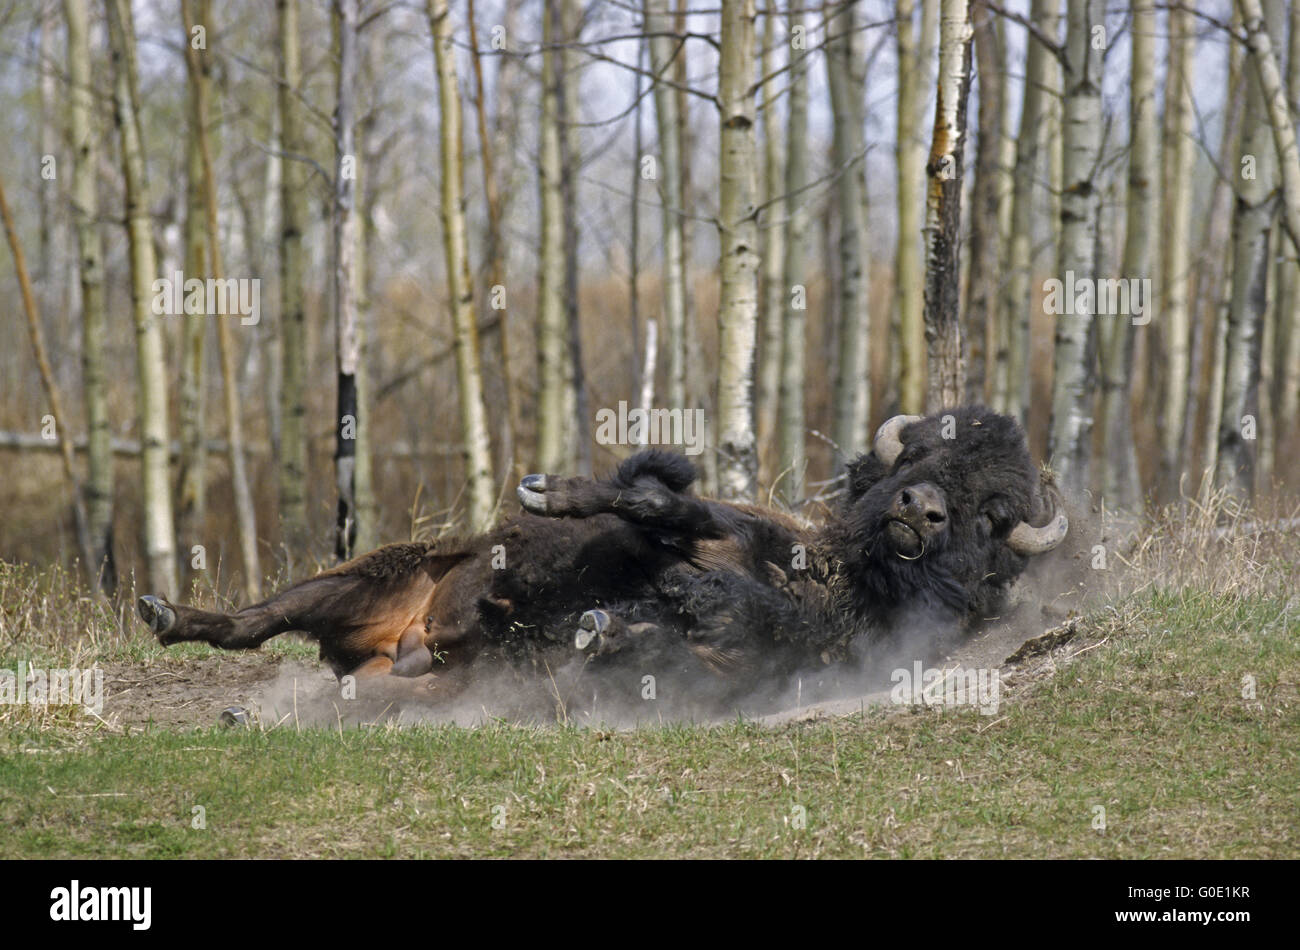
573,608,664,656
659,571,813,676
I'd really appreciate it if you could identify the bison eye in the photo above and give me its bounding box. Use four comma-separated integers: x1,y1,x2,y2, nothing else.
981,505,1009,536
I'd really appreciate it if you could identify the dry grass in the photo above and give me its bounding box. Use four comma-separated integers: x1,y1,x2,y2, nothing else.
1118,488,1300,599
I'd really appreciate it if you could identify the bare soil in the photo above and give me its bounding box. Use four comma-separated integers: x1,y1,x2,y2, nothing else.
98,610,1085,731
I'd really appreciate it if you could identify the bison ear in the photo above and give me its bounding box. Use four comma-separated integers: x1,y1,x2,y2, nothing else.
421,551,475,583
844,452,888,501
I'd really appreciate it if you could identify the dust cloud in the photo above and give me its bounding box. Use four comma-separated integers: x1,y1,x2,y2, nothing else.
247,500,1113,730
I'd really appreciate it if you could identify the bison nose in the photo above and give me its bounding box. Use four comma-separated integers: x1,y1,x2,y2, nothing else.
895,482,947,529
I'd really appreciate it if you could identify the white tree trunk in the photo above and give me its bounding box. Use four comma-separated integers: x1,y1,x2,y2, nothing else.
332,0,363,558
1158,3,1196,500
66,0,115,590
1218,0,1283,497
896,0,935,415
277,0,309,555
106,0,178,598
1003,0,1060,421
467,0,519,477
1238,0,1300,257
716,0,760,500
646,0,688,412
963,1,1004,403
1100,0,1154,512
827,0,870,455
778,3,810,502
756,9,785,463
923,0,973,411
536,2,570,473
429,0,496,531
1048,0,1103,496
1275,0,1300,445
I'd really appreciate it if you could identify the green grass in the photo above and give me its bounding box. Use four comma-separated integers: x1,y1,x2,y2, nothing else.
2,588,1295,858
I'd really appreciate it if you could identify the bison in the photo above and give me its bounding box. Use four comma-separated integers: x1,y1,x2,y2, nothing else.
136,406,1067,707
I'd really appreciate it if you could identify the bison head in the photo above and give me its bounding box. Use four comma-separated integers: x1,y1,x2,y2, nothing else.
832,406,1067,627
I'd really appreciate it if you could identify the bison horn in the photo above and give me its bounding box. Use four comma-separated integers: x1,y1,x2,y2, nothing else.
1007,483,1069,555
873,414,922,466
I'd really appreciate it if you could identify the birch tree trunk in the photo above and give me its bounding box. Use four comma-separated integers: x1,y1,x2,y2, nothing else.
895,0,933,415
183,0,261,600
429,0,496,531
1275,0,1300,446
37,6,57,294
1218,0,1283,498
645,0,688,412
277,0,309,556
991,39,1018,412
963,0,1004,404
778,4,810,502
676,0,713,492
1189,33,1245,488
756,8,785,460
1257,226,1277,490
629,38,645,401
177,49,208,571
332,0,363,559
66,0,115,591
923,0,973,411
106,0,177,598
827,0,870,455
1002,0,1059,421
716,0,759,500
1048,0,1103,496
1238,0,1300,257
1099,0,1154,512
558,0,590,476
536,2,570,473
1157,2,1196,501
467,0,518,477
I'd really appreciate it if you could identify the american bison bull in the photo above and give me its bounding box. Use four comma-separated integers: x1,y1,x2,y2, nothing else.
136,406,1066,697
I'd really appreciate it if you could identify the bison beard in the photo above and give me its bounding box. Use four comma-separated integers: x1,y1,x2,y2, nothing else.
136,406,1067,711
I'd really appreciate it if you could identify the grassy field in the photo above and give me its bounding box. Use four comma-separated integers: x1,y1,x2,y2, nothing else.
1,508,1297,858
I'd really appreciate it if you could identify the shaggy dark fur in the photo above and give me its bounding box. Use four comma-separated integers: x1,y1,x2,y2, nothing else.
137,406,1062,694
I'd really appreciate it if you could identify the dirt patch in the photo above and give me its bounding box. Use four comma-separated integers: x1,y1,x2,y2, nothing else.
97,608,1087,731
101,653,293,730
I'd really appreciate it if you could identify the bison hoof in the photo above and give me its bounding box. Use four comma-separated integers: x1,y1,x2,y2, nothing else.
575,608,610,651
516,474,549,514
137,595,176,639
219,706,252,728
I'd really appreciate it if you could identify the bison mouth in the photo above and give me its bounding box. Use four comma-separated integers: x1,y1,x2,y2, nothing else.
885,518,925,560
